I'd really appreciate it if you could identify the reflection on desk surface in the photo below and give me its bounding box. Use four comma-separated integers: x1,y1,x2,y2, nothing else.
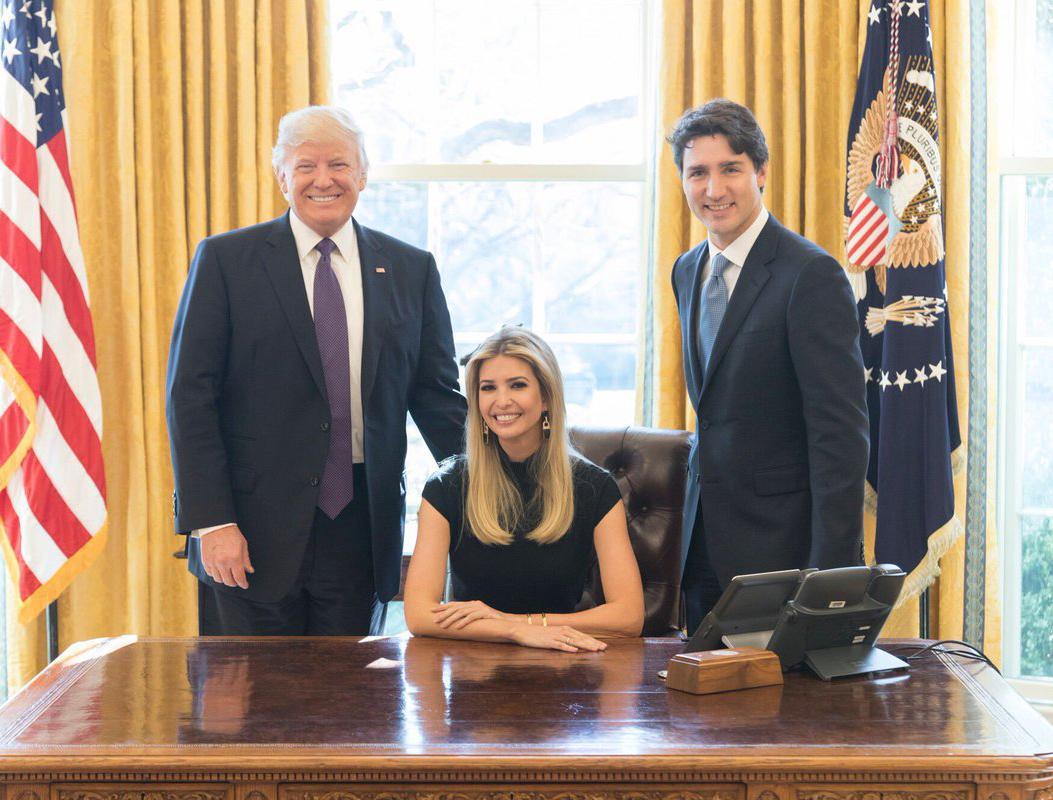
0,635,1049,755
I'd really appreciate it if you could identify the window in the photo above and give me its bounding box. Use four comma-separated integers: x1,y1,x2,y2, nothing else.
330,0,655,556
997,0,1053,700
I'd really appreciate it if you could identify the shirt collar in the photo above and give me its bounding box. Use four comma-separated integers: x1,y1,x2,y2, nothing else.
288,209,358,262
708,205,769,267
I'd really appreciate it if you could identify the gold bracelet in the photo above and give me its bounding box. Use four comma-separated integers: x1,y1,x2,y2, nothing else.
541,612,548,627
527,614,534,625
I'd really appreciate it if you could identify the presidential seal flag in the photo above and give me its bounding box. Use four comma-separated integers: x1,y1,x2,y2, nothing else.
844,0,962,601
0,0,107,622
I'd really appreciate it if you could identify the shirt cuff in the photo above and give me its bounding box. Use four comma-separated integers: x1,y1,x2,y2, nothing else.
192,523,235,539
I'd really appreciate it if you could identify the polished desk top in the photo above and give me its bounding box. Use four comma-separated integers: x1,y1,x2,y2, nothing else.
0,636,1050,772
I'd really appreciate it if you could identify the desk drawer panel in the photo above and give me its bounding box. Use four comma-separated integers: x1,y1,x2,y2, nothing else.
798,786,974,800
54,785,234,800
282,786,746,800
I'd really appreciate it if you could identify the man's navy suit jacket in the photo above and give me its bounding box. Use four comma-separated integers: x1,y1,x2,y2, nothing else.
166,213,467,603
671,214,869,587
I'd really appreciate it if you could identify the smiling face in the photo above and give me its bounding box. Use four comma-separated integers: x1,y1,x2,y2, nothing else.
477,354,548,459
681,133,767,250
277,138,366,238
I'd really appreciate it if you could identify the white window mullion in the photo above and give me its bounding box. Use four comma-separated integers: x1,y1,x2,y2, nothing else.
999,174,1026,678
370,164,647,182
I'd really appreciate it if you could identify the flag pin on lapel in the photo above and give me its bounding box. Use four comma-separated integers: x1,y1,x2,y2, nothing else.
375,267,386,273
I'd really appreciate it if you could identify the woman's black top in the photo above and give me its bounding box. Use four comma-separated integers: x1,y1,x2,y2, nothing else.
421,450,623,614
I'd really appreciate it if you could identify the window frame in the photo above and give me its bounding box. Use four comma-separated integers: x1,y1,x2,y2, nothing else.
995,0,1053,705
329,1,660,552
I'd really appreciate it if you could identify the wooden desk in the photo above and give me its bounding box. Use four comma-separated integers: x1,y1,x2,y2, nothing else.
0,637,1050,800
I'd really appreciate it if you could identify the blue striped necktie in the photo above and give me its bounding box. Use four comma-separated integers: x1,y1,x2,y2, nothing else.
313,237,355,519
697,252,730,378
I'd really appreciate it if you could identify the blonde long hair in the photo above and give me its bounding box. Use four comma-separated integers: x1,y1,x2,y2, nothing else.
463,327,575,546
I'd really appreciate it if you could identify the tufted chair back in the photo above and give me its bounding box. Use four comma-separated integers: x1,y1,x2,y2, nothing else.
570,425,691,637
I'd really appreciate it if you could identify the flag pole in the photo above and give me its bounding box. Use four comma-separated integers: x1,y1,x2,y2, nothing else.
918,588,930,639
46,601,59,663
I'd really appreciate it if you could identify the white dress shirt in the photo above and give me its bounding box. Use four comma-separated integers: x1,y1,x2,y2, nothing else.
702,205,770,298
194,212,366,538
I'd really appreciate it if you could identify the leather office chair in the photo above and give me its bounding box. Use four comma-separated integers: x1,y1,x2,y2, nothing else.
570,425,691,637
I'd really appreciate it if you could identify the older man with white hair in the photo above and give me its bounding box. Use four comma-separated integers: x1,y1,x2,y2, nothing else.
167,106,467,635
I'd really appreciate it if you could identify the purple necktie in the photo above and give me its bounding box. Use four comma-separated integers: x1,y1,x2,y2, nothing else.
313,238,354,519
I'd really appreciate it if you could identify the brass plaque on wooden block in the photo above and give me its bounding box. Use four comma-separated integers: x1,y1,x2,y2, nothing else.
666,647,783,695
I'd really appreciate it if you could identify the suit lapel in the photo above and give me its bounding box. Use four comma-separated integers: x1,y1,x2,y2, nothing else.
262,214,326,398
684,241,709,405
700,216,779,396
356,220,392,405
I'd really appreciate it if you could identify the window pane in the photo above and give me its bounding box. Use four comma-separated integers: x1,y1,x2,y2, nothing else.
431,1,537,164
1011,0,1053,154
331,0,644,164
330,2,432,164
1021,347,1053,507
537,1,643,163
358,182,429,249
1020,177,1053,339
1018,515,1053,678
355,181,642,335
542,183,641,334
551,342,637,427
356,182,534,330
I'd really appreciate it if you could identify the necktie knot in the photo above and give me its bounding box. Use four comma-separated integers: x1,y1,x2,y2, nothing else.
710,253,730,279
316,238,337,258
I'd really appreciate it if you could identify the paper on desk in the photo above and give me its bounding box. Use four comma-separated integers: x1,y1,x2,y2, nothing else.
358,635,389,643
722,630,773,649
365,657,401,669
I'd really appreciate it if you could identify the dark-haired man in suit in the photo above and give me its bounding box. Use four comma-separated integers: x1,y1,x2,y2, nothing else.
167,105,467,635
668,99,869,633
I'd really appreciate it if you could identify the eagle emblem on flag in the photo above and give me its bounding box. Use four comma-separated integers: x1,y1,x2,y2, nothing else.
846,56,945,301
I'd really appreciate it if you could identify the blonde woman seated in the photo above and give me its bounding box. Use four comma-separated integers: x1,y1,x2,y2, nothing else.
404,327,644,652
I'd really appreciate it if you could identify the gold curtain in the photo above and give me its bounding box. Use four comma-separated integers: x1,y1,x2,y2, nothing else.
652,0,997,649
4,0,329,692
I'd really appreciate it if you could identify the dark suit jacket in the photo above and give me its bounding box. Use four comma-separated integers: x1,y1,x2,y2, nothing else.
671,214,868,587
166,213,467,603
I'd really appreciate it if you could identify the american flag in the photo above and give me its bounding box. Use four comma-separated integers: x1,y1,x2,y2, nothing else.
0,0,106,623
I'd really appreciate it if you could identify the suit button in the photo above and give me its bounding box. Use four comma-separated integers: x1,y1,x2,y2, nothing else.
321,421,330,432
699,419,710,430
309,476,320,486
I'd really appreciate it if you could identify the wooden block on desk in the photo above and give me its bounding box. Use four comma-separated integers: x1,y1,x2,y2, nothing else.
666,647,783,695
